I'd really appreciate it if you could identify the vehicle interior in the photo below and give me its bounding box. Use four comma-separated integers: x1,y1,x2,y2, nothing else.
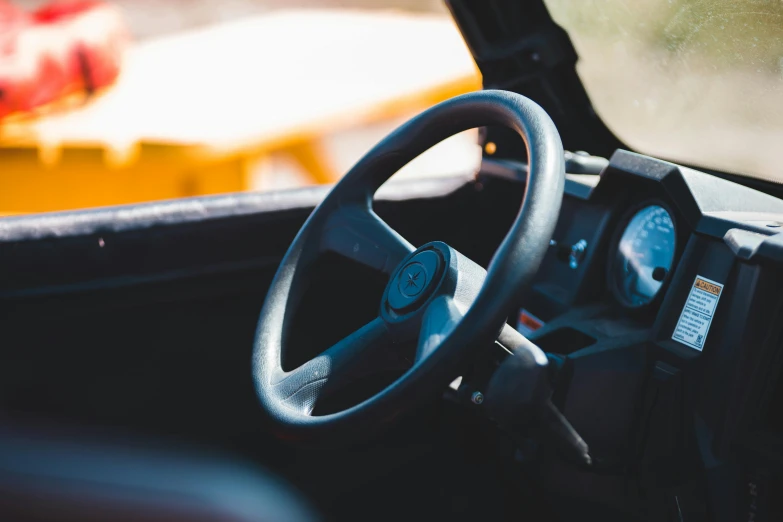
2,0,783,521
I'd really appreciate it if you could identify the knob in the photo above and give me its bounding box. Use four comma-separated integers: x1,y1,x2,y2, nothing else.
569,239,588,269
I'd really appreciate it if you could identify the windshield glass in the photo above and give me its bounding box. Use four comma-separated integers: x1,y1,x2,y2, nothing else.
545,0,783,182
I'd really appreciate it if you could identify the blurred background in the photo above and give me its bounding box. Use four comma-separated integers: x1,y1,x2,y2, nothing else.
1,0,782,213
25,0,449,39
546,0,783,184
0,0,482,213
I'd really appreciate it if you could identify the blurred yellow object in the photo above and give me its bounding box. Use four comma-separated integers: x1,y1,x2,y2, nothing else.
0,9,481,214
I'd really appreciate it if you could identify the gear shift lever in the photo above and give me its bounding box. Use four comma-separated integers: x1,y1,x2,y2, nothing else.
485,324,592,468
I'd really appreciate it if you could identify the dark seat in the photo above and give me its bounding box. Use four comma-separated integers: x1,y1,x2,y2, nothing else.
0,424,318,522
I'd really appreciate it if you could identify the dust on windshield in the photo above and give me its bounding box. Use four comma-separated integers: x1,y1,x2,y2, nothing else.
545,0,783,182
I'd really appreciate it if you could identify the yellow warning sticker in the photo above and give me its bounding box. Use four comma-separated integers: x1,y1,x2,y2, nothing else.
672,276,724,351
693,278,722,296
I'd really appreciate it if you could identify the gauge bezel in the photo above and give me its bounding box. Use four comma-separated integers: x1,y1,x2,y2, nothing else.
607,200,678,309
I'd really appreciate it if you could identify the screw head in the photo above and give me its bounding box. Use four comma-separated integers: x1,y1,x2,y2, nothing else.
471,391,484,405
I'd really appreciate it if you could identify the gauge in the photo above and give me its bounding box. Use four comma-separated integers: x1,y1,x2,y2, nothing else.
612,204,676,307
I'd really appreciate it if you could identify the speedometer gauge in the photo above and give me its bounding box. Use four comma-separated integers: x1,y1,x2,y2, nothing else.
612,204,676,307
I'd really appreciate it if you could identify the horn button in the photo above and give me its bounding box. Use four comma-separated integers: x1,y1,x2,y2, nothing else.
387,249,441,313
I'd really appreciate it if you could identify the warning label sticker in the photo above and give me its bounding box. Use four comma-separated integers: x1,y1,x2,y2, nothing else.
672,276,724,351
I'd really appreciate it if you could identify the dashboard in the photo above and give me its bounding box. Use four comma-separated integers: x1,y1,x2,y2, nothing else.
482,150,783,521
5,141,783,521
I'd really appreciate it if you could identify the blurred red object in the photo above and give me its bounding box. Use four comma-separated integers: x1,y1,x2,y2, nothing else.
0,0,129,120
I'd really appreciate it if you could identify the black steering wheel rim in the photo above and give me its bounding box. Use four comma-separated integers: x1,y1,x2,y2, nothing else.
253,90,565,443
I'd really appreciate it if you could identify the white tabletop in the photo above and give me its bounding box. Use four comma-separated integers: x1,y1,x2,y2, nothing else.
1,9,479,156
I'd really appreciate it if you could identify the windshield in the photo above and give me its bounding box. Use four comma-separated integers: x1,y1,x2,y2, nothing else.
545,0,783,182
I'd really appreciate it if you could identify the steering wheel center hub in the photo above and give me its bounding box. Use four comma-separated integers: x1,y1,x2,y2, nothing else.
387,249,441,312
399,263,426,297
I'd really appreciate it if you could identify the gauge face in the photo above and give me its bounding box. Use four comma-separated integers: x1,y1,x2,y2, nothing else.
613,205,676,307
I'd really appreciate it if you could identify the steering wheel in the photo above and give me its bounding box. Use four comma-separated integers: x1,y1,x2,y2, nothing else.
253,90,565,442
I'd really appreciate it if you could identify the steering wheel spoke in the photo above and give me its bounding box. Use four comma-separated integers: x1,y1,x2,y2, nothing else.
271,317,396,415
416,295,465,363
321,205,414,275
